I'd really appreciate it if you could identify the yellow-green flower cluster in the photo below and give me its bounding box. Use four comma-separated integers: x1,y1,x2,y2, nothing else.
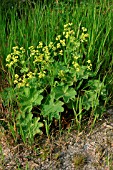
87,60,92,70
27,71,35,79
80,27,89,42
42,46,51,61
60,39,66,47
52,34,65,56
20,47,25,53
6,23,90,90
6,54,18,68
73,55,80,60
72,61,80,72
14,73,28,88
29,46,38,57
34,54,44,63
59,50,63,56
12,46,21,55
6,46,25,68
57,43,61,49
30,43,51,65
52,46,57,51
38,71,46,79
63,23,75,39
55,36,66,56
56,35,61,41
72,54,80,72
28,43,49,79
58,70,66,81
13,74,19,84
48,42,54,48
37,41,43,49
13,71,36,88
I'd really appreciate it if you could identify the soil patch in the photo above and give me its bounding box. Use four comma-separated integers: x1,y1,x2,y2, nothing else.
0,108,113,170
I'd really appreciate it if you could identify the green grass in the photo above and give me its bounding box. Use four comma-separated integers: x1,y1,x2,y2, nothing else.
0,0,113,143
1,0,113,72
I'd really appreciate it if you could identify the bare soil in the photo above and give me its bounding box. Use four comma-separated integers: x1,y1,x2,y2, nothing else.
0,108,113,170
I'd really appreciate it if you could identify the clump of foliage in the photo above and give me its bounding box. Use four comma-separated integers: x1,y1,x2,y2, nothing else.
72,153,86,168
1,23,108,143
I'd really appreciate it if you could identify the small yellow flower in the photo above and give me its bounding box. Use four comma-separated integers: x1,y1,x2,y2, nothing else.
52,46,56,51
12,46,19,50
15,74,19,79
65,32,69,39
76,67,80,72
35,50,39,54
70,36,76,43
87,60,91,63
56,35,61,41
22,78,27,83
27,72,33,79
34,54,44,63
30,52,35,57
20,47,25,53
13,50,20,55
80,33,89,42
29,46,34,50
14,80,18,84
38,54,44,62
6,64,9,67
18,81,26,88
6,54,11,62
18,78,22,81
90,63,92,67
72,61,80,71
69,23,73,26
45,55,50,61
60,39,66,46
73,56,79,60
39,41,43,46
87,66,92,70
43,46,49,52
59,50,63,55
64,24,68,28
87,60,92,70
13,58,18,63
38,71,46,78
37,42,43,48
80,33,85,42
63,32,65,35
54,52,57,56
69,30,75,35
46,51,50,56
48,42,53,48
15,56,18,59
85,33,89,37
72,61,79,68
18,83,22,88
8,61,13,68
57,43,61,48
20,47,24,50
82,27,87,32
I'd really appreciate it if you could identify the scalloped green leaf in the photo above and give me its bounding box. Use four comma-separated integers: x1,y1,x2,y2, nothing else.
42,100,64,121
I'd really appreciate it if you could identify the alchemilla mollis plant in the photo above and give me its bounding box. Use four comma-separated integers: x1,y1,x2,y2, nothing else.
3,23,107,142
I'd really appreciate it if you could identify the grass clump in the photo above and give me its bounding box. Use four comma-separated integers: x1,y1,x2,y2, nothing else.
72,153,86,168
0,0,113,144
